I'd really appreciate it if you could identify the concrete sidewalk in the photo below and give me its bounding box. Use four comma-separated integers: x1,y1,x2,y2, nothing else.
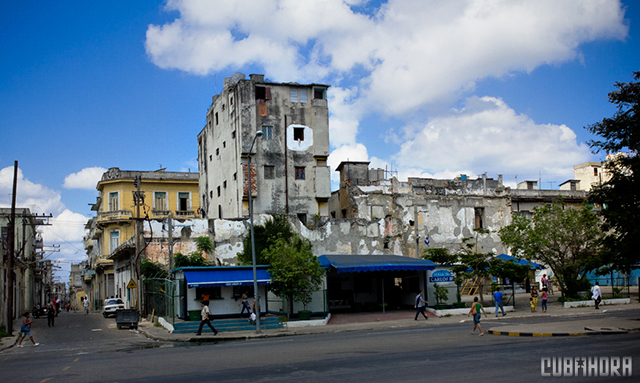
137,298,640,343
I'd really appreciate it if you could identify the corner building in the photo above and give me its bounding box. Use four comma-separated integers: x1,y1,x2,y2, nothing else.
198,73,331,224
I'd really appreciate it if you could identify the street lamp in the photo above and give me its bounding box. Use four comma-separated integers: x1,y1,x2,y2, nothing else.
248,130,263,333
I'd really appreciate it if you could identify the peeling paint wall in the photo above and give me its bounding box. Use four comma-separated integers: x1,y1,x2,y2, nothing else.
142,219,212,265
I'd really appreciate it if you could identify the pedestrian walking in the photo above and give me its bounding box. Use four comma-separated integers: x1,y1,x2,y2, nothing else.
83,297,90,315
238,290,251,317
17,312,39,347
47,301,55,327
547,276,554,295
530,286,538,312
541,289,548,313
250,296,261,323
196,301,218,335
591,282,602,309
414,290,428,320
468,296,487,336
541,274,548,291
493,287,506,317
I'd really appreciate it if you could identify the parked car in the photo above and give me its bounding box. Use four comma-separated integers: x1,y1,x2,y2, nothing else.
102,298,125,318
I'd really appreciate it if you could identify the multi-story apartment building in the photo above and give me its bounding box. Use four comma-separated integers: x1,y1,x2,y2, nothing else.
197,73,331,225
85,167,199,309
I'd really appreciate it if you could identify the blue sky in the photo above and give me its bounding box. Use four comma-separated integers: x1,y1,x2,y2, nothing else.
1,0,638,279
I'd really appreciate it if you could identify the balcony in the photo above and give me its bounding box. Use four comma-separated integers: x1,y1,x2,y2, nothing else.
152,209,172,218
97,210,132,222
174,210,196,219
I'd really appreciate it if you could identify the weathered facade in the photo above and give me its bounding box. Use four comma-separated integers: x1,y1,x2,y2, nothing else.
85,167,201,309
197,73,331,225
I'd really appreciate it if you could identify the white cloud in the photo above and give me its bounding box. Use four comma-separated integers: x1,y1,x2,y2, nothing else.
394,96,592,180
146,0,627,116
40,209,87,247
0,166,65,214
63,167,106,190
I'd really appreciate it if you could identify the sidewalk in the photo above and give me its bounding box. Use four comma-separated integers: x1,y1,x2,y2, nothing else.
138,296,640,343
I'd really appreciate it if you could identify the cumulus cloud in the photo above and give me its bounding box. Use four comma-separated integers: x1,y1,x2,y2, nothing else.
0,166,65,214
63,167,106,190
394,96,592,180
146,0,626,184
146,0,626,115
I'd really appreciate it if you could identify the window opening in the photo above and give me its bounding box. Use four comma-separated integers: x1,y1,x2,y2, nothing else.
215,112,219,125
178,192,189,211
313,87,326,100
154,192,166,210
293,127,304,141
300,88,308,103
255,86,266,99
290,88,298,103
474,207,484,229
217,186,221,197
262,126,273,140
295,166,305,180
109,192,119,211
110,231,120,253
264,165,275,179
297,213,307,225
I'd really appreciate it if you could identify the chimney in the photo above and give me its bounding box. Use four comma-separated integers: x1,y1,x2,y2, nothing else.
249,74,265,82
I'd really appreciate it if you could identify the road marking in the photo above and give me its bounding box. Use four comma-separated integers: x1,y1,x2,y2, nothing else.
63,366,70,371
74,358,79,362
40,378,52,383
91,329,102,332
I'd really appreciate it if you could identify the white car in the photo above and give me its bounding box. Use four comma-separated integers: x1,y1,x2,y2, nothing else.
102,298,125,318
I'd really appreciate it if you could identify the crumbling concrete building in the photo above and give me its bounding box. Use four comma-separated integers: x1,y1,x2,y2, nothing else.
197,73,331,225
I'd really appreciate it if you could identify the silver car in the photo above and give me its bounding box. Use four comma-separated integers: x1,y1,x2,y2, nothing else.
102,298,125,318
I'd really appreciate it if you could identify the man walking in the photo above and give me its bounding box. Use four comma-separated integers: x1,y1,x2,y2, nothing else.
83,297,89,315
196,301,218,336
493,287,506,317
591,282,602,309
414,290,428,320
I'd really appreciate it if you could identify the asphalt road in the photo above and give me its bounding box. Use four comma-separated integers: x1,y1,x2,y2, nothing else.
2,310,639,382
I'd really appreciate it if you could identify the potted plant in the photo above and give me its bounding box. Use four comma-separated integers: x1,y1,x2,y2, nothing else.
433,283,449,310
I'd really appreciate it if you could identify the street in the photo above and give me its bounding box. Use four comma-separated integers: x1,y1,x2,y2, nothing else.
2,310,639,382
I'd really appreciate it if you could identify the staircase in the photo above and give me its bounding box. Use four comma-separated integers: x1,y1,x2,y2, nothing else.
172,316,283,334
461,277,480,296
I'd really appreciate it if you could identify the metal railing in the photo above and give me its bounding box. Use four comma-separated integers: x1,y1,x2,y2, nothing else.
144,278,175,324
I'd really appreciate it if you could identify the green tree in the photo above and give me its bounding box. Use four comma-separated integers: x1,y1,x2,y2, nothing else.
499,202,604,298
140,259,169,279
173,252,211,268
238,214,294,265
263,235,325,319
586,71,640,274
196,236,215,256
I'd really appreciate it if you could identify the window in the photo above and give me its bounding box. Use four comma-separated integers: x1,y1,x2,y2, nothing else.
341,209,347,218
300,88,308,103
209,155,212,161
216,148,219,156
210,190,213,198
196,286,222,300
217,186,221,197
230,97,233,106
215,112,219,125
297,213,307,225
313,87,326,100
223,141,226,148
293,127,304,141
594,168,598,176
178,192,189,211
109,192,119,211
295,166,305,180
109,231,120,253
290,88,298,102
232,131,236,139
221,104,225,111
233,172,237,181
255,86,268,99
154,192,166,210
264,165,275,179
218,205,222,219
262,126,273,140
474,207,484,229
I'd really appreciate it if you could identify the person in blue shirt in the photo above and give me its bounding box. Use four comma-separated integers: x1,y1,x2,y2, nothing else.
493,287,506,317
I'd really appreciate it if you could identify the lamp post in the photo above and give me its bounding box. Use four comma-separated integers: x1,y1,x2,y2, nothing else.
248,130,263,333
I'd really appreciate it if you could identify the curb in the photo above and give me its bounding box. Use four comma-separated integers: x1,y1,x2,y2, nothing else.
488,329,590,337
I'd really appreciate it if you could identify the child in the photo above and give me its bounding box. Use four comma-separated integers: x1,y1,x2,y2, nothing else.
541,289,548,313
17,312,39,347
530,297,536,312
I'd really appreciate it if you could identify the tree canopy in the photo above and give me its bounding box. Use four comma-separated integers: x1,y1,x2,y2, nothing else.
263,234,325,317
586,71,640,273
238,214,294,265
499,202,604,298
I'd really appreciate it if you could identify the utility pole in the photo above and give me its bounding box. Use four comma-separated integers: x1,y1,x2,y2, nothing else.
6,161,18,334
132,175,144,311
167,212,173,274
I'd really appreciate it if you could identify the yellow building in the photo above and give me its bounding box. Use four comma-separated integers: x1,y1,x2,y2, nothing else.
85,167,200,309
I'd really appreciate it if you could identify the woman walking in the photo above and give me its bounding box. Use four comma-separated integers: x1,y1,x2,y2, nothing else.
47,301,56,327
468,296,487,336
18,312,39,347
541,289,548,313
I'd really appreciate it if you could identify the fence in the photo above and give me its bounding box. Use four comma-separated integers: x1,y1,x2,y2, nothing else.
144,278,175,325
587,275,631,298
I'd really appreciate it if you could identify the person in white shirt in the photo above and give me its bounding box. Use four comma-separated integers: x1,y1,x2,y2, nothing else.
591,282,602,309
196,301,218,336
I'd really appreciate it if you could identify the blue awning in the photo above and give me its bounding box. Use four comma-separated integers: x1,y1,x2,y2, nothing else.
496,254,544,270
181,267,271,288
319,254,436,274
